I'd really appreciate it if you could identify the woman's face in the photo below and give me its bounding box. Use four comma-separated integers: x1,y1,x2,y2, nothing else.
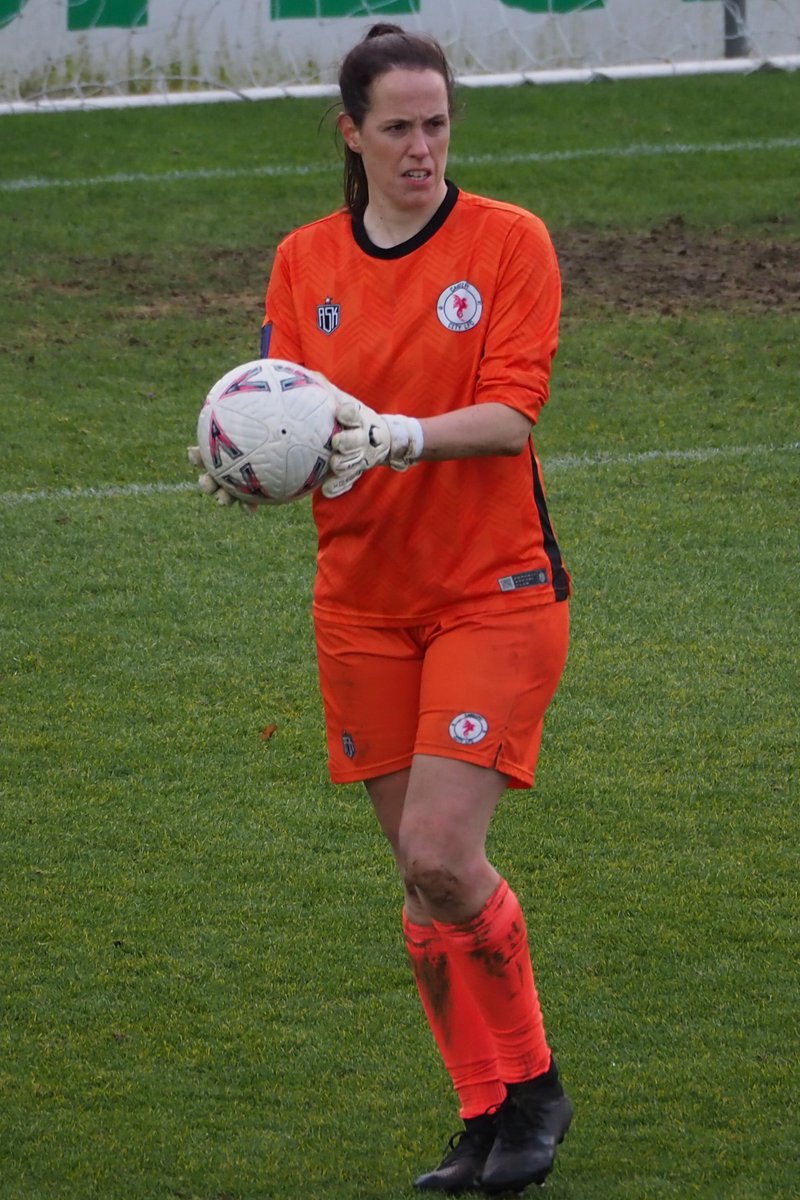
339,67,451,220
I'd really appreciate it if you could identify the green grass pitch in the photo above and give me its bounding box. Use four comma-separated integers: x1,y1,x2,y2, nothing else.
1,71,798,1199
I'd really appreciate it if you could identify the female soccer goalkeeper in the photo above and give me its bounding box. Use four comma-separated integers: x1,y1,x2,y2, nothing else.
199,22,572,1195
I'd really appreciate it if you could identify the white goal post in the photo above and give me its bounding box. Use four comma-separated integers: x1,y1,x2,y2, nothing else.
1,0,798,114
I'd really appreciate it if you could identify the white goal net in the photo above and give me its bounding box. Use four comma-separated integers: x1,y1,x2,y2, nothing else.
1,0,798,112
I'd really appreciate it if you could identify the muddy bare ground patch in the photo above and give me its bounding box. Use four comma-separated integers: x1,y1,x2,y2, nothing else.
35,222,800,320
554,217,800,315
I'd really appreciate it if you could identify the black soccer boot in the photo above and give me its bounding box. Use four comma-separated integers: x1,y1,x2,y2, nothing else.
479,1059,572,1194
414,1112,498,1194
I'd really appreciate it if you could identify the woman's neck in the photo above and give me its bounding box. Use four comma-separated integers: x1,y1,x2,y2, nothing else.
362,185,448,249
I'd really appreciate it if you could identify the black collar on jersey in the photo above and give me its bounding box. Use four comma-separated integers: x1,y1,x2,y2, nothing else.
352,179,460,259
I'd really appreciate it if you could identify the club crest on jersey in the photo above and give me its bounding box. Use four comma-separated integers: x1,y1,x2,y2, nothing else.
317,297,340,336
437,281,483,332
449,712,489,745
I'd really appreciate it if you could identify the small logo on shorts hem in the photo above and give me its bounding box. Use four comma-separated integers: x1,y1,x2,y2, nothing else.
342,731,356,759
449,712,489,745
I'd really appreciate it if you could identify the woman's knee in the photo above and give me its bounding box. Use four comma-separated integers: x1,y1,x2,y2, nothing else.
404,857,466,911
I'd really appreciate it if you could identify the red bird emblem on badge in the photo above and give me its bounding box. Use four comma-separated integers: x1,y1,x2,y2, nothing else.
452,294,469,320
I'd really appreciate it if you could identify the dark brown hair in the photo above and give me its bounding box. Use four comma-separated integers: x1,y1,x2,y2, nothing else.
338,23,456,219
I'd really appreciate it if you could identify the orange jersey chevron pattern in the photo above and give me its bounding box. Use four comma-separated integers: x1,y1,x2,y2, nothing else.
263,184,570,624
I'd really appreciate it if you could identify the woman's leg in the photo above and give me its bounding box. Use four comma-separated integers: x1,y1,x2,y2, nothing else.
375,756,570,1194
368,767,507,1191
392,755,551,1080
368,768,506,1118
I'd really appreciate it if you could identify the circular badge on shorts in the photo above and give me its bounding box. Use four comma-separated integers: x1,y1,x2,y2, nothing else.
436,281,483,332
449,712,489,745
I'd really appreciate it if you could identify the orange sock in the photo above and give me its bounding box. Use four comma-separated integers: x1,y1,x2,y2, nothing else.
432,878,551,1084
404,911,507,1119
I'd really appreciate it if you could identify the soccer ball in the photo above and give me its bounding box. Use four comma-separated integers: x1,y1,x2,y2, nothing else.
196,359,338,505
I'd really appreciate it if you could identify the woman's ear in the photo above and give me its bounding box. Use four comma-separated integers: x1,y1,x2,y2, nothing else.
337,112,361,153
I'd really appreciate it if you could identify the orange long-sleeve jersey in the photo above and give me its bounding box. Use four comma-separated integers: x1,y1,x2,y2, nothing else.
262,182,570,625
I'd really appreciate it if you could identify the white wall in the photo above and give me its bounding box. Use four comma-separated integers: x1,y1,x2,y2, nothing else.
1,0,797,103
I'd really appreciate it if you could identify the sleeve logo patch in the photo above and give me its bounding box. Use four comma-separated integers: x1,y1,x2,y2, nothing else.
437,281,483,332
449,712,489,745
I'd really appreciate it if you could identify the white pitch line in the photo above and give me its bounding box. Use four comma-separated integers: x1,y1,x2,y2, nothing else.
544,441,800,472
0,480,197,507
1,442,796,508
452,136,800,169
2,136,798,193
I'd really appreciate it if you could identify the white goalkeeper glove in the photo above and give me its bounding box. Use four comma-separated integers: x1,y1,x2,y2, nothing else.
187,445,259,515
320,396,424,498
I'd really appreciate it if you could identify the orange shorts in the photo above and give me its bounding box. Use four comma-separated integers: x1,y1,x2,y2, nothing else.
314,600,569,789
